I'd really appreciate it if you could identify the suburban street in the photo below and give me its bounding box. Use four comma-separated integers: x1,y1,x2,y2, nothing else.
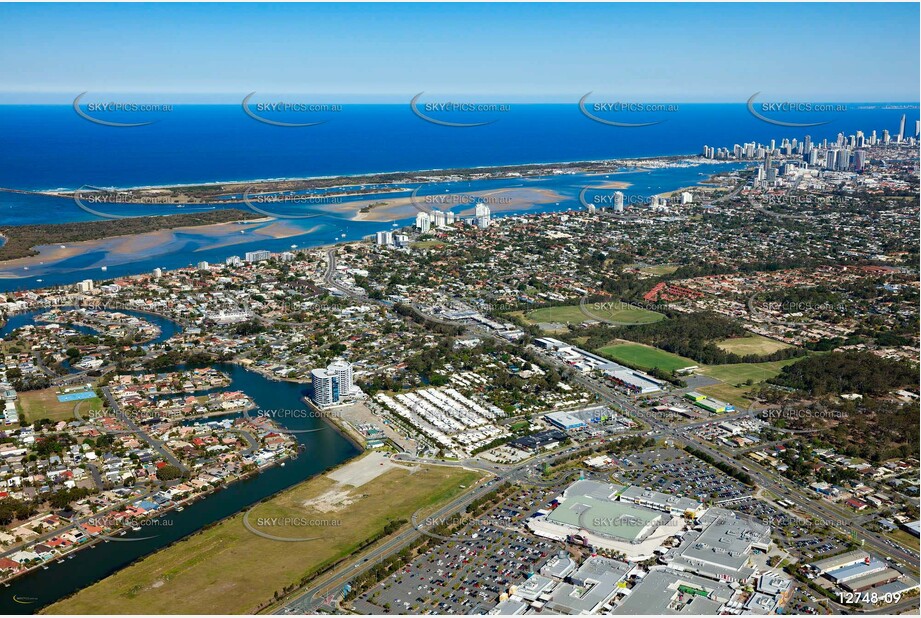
101,387,188,473
267,247,921,616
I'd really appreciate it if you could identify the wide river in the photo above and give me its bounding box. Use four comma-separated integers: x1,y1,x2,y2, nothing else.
0,163,749,292
0,309,360,614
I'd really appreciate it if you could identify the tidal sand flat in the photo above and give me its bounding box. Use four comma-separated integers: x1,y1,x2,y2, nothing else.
0,244,89,274
591,180,633,189
347,186,567,222
198,223,323,252
0,219,306,279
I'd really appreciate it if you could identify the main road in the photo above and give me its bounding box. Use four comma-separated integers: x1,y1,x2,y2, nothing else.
299,246,918,614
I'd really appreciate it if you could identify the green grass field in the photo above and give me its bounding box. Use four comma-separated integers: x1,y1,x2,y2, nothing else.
410,240,446,250
696,358,803,406
632,264,679,276
17,387,101,424
695,383,753,408
698,358,801,384
595,343,696,372
716,335,792,356
44,460,481,615
507,310,568,333
524,303,664,326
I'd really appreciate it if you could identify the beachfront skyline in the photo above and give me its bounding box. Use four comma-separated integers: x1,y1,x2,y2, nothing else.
1,3,919,103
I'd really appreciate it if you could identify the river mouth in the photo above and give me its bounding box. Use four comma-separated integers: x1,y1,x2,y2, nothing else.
0,311,360,614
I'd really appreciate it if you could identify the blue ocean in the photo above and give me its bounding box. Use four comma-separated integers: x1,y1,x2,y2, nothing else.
0,103,916,191
0,102,916,291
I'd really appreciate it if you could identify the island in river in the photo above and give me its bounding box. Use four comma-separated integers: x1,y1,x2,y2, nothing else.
0,210,261,262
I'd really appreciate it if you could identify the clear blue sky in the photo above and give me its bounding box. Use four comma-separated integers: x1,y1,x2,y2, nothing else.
1,3,918,102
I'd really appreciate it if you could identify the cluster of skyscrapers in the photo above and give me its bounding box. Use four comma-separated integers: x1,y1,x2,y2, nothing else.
703,115,918,176
415,202,492,232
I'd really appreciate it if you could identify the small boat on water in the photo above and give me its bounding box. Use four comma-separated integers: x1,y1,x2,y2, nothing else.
176,506,184,512
279,462,285,467
119,530,127,536
131,524,142,531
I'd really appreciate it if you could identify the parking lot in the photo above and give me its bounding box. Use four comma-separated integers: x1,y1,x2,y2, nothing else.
614,448,754,504
355,484,569,614
728,496,849,560
787,586,825,614
349,446,836,617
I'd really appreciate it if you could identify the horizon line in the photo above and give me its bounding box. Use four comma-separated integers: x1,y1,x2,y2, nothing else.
1,98,919,106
